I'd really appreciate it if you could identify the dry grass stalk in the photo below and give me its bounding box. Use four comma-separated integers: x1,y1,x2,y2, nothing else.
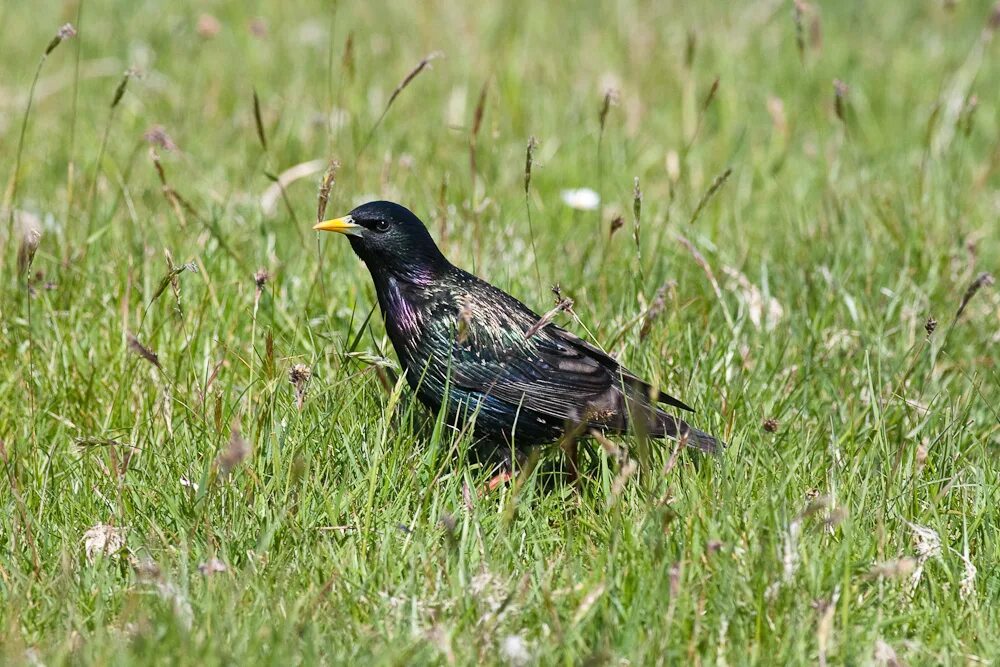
523,136,537,196
252,89,268,151
609,214,624,237
687,166,732,226
127,333,161,369
702,76,720,111
793,0,807,60
260,158,325,217
523,297,574,340
316,159,340,223
469,80,488,189
676,234,724,302
833,79,849,123
150,252,197,308
456,295,474,344
632,176,642,257
598,89,617,134
571,582,606,627
143,125,178,151
955,272,993,319
289,364,312,410
7,23,76,244
1,439,41,575
639,282,673,340
342,32,355,79
16,222,41,279
150,148,202,225
522,135,542,287
360,51,443,154
110,68,136,109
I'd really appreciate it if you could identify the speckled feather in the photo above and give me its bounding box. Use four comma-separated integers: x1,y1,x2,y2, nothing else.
327,201,720,455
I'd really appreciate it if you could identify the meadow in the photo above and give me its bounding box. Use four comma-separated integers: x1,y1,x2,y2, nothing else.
1,1,999,664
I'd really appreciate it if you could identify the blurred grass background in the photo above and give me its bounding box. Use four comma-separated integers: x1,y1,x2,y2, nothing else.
1,0,998,664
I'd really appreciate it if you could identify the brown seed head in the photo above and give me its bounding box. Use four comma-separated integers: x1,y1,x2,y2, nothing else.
290,364,312,409
254,268,270,292
833,79,849,122
956,272,994,319
144,125,178,151
924,317,937,337
609,215,624,237
127,333,161,369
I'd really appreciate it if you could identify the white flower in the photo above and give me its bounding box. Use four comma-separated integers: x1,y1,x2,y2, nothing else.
560,188,600,211
499,634,532,667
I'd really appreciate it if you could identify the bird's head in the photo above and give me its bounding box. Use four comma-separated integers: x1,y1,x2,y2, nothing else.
314,201,448,282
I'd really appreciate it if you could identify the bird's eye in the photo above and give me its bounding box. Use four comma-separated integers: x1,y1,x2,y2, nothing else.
374,219,390,232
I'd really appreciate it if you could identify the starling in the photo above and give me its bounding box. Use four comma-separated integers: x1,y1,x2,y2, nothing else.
315,201,721,463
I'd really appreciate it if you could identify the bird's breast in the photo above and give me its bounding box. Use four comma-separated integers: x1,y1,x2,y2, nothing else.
380,277,424,351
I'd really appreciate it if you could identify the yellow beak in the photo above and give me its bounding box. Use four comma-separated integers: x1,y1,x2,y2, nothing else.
313,215,363,236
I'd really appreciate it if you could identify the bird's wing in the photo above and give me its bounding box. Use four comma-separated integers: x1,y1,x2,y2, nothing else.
423,281,690,429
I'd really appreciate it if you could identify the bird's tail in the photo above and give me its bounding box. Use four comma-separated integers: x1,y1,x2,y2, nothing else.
648,410,723,454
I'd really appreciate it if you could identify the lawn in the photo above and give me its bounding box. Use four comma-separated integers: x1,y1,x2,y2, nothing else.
1,0,999,664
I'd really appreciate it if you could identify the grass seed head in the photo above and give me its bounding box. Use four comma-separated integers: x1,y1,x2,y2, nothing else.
290,364,312,409
143,125,177,151
127,333,161,369
111,69,138,109
924,316,937,337
524,135,537,195
598,88,618,133
316,159,340,222
609,214,624,237
640,283,672,340
702,76,720,111
45,23,76,56
219,424,250,474
254,268,270,293
955,272,994,319
16,219,41,279
833,79,849,123
342,32,355,78
793,1,806,59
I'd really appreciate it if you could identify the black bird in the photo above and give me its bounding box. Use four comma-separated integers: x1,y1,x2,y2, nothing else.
315,201,721,466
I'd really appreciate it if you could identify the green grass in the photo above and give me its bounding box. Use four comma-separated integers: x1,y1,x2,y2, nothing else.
1,1,999,664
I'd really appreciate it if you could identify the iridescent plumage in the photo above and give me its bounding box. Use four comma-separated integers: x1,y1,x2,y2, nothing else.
317,201,720,458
